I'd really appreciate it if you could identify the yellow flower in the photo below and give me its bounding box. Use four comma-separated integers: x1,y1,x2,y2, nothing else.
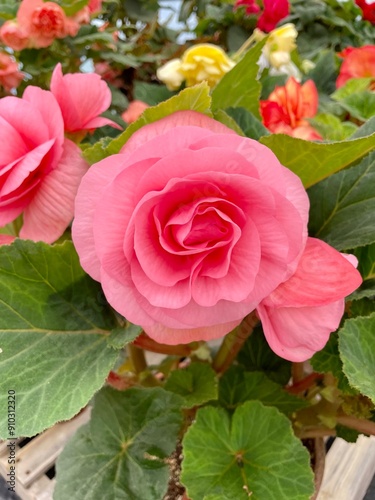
263,23,298,69
180,44,235,87
156,58,185,91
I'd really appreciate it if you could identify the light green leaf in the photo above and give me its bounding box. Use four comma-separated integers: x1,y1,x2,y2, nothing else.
0,0,18,19
106,324,142,350
338,91,375,122
181,402,314,500
211,39,266,118
339,314,375,403
54,387,183,500
310,113,357,141
331,78,373,101
351,116,375,139
260,132,375,188
83,83,212,164
225,107,270,140
164,362,218,408
60,0,88,16
0,240,118,438
219,366,308,415
237,325,291,385
308,152,375,250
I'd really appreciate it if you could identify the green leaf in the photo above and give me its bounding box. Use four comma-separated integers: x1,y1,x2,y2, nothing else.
260,132,375,188
308,152,375,250
310,113,357,141
83,83,212,164
133,81,175,106
225,107,270,140
331,78,373,101
181,402,314,500
237,325,291,385
0,0,19,19
308,50,337,95
338,91,375,122
125,0,159,22
54,387,183,500
351,116,375,139
349,297,375,317
165,362,218,408
350,243,375,300
212,109,245,136
0,240,118,438
59,0,89,16
211,39,266,118
106,324,142,350
219,366,308,415
339,314,375,403
311,334,355,394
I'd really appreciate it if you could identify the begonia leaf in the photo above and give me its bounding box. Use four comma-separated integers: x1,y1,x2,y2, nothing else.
308,152,375,249
0,240,118,438
237,325,291,385
164,362,218,408
54,387,183,500
260,131,375,188
181,402,314,500
309,113,357,141
211,39,266,118
331,78,373,101
339,314,375,403
83,83,212,164
219,366,308,415
106,324,142,350
337,91,375,122
60,0,88,16
225,107,270,140
350,243,375,300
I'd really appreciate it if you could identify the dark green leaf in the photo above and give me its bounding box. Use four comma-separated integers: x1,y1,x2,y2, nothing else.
54,387,183,500
308,152,375,249
237,325,291,384
226,107,270,140
133,81,175,105
165,362,218,408
107,324,142,350
219,366,307,415
0,240,118,438
181,402,314,500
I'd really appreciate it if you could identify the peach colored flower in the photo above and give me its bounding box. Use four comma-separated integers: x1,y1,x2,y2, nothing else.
122,101,149,124
88,0,103,13
0,87,88,243
0,53,24,92
17,0,80,49
50,63,121,135
336,45,375,88
0,21,29,51
260,77,322,140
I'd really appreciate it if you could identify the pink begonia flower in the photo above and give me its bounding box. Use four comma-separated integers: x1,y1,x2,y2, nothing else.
16,0,80,49
73,110,310,345
0,87,88,243
122,101,149,124
0,234,15,245
72,111,361,356
0,21,29,51
257,238,362,361
0,53,24,92
50,63,121,135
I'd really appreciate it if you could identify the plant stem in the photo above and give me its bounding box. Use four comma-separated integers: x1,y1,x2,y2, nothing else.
127,343,147,374
337,414,375,436
292,362,306,384
296,428,336,439
134,333,198,357
212,311,259,374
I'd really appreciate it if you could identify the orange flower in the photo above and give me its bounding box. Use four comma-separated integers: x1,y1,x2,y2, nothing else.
121,100,149,124
336,45,375,88
0,21,29,51
260,77,322,140
0,53,24,91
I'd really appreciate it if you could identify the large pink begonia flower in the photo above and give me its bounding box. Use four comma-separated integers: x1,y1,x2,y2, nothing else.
257,238,362,361
0,87,88,243
72,111,361,358
50,63,121,135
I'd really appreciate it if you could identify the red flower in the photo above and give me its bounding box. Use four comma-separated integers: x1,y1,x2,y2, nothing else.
355,0,375,24
336,45,375,88
260,77,322,140
234,0,261,15
257,0,290,32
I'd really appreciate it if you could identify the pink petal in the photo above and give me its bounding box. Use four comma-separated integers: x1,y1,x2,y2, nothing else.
257,300,345,362
265,238,363,308
0,115,29,165
82,116,122,131
50,63,113,133
121,110,236,155
21,139,88,243
0,234,15,245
